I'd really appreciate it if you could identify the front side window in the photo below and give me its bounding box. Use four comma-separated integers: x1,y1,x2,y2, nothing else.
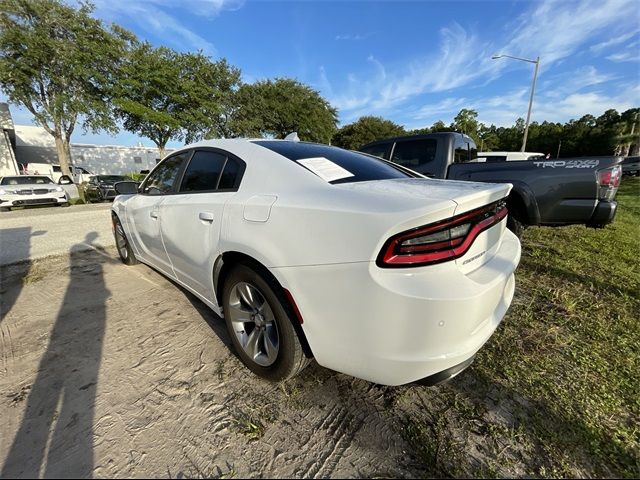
143,152,189,195
391,139,438,168
180,151,227,192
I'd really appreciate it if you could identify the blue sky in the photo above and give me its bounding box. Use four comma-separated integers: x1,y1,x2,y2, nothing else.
5,0,640,148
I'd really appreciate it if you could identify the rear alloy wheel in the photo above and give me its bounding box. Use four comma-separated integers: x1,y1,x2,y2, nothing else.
223,264,309,381
113,216,138,265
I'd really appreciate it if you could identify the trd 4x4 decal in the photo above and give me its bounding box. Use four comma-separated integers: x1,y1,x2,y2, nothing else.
533,160,600,169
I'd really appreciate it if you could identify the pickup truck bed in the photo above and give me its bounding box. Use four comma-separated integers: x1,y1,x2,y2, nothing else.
359,133,622,234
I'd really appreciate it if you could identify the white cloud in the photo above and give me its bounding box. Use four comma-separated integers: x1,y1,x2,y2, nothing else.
92,0,245,55
322,0,638,122
335,33,372,41
504,0,639,67
412,97,468,120
606,51,640,62
590,31,638,54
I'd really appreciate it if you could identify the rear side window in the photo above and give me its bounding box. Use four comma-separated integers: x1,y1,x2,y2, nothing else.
454,136,477,163
219,159,240,189
254,141,409,184
180,151,227,192
360,143,390,159
143,152,189,195
391,139,437,168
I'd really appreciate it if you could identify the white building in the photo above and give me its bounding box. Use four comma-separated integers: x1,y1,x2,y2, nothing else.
0,103,20,176
15,124,168,175
0,102,172,177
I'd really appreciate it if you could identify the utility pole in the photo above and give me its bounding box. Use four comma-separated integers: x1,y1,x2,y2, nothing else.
492,54,540,152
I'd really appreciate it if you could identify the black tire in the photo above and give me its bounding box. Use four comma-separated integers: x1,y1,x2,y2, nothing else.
113,216,139,265
223,263,310,382
0,206,10,212
507,214,526,238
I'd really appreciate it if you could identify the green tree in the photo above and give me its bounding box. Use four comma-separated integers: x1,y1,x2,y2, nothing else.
0,0,132,175
115,42,241,158
230,78,338,143
332,116,405,150
430,120,449,132
452,108,480,143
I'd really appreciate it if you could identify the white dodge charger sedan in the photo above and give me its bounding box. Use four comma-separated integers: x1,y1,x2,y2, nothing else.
111,139,521,386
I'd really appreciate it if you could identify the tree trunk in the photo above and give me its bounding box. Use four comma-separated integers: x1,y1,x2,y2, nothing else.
158,144,166,160
54,133,72,176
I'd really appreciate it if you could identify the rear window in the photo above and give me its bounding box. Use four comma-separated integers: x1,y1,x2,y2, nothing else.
360,143,391,159
1,176,54,185
392,139,438,168
254,141,409,184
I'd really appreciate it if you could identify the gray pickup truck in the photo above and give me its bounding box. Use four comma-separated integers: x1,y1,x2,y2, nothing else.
359,133,622,235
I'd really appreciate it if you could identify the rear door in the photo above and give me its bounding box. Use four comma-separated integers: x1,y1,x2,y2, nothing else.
127,151,190,274
159,148,245,300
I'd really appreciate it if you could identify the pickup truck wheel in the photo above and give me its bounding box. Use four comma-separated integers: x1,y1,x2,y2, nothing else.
507,214,526,238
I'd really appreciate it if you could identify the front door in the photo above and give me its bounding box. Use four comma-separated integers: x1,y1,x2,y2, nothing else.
127,151,190,274
160,149,244,301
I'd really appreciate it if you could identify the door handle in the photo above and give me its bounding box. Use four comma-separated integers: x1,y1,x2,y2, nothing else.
150,211,158,219
199,212,214,223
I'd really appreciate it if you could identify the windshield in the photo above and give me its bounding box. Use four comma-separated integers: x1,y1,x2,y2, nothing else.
1,176,54,185
253,141,410,184
98,175,128,182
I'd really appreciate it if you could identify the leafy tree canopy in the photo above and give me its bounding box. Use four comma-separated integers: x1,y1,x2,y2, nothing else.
0,0,133,173
114,42,241,157
332,116,405,150
230,78,338,143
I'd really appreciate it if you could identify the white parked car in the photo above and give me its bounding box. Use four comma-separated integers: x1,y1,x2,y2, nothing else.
111,139,521,386
0,175,69,211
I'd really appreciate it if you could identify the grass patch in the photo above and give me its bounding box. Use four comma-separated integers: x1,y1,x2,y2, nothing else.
403,177,639,478
474,176,640,477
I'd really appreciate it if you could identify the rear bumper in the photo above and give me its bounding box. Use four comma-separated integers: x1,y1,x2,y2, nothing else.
587,200,617,228
273,229,521,386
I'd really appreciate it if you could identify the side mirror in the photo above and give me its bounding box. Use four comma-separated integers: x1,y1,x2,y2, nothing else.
114,181,140,195
59,175,73,185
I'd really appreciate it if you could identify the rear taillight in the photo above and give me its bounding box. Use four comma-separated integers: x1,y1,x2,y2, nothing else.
597,165,622,200
377,199,508,268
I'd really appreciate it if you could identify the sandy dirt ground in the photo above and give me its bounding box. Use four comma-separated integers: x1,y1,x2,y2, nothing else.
0,246,424,478
1,244,534,479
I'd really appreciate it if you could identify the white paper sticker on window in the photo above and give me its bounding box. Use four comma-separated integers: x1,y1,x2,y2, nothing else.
296,157,354,182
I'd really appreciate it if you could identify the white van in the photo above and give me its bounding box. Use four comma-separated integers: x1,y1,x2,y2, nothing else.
19,163,93,183
476,151,545,162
